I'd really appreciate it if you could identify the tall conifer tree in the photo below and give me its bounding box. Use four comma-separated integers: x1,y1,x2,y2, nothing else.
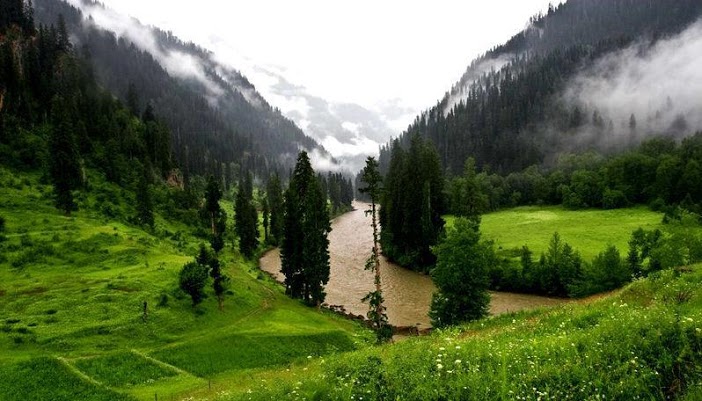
49,97,81,215
281,151,331,305
359,157,391,342
235,172,258,258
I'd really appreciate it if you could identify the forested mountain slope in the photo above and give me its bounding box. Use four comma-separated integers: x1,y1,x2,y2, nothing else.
381,0,702,175
34,0,331,182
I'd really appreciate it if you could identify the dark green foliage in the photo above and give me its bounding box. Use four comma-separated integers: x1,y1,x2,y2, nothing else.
48,97,81,215
178,261,208,307
204,174,222,235
380,136,445,271
33,0,325,179
135,163,154,228
0,0,34,35
359,157,391,343
266,173,284,246
446,157,488,220
262,195,269,243
602,188,629,209
196,243,211,267
209,256,230,311
325,171,354,215
281,151,331,305
571,245,631,297
540,233,582,297
0,215,5,232
378,0,702,176
430,217,493,327
234,173,258,258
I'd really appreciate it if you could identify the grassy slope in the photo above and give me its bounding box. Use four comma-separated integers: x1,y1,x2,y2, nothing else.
449,206,664,261
219,266,702,400
0,168,369,401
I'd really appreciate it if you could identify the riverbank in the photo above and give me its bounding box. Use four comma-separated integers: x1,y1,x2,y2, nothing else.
260,201,568,330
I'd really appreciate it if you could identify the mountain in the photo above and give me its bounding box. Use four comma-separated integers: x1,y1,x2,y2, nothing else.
382,0,702,175
237,63,412,173
33,0,335,181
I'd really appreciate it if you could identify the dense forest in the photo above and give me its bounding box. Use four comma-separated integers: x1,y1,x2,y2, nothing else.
0,0,350,246
0,0,172,197
32,0,331,183
380,0,702,176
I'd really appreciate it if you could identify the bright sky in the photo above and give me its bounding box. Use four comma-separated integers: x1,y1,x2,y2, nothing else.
97,0,559,113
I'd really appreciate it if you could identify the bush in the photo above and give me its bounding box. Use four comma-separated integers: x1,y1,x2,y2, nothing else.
571,245,631,297
179,262,209,307
429,218,493,327
0,215,5,232
602,188,629,209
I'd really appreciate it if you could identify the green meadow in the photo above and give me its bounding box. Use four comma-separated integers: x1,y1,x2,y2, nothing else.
0,168,370,400
4,166,702,400
447,206,665,261
219,265,702,400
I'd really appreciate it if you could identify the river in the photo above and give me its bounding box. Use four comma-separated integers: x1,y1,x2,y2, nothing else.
259,201,565,329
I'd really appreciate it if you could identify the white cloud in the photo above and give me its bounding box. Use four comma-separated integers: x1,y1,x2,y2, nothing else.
68,0,224,99
341,122,361,135
562,18,702,140
322,135,380,158
97,0,559,120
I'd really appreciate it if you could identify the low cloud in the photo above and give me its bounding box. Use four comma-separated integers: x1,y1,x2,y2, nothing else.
68,0,224,100
560,18,702,147
443,54,514,116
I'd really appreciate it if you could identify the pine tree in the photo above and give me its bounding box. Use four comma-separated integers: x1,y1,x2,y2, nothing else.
49,97,81,215
429,218,493,327
302,176,331,305
262,195,269,244
380,136,445,271
281,151,331,305
209,256,230,311
204,174,222,235
267,173,284,245
135,162,154,228
359,157,391,342
235,172,258,258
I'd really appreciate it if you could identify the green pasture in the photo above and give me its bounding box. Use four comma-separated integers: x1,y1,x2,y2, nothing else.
0,168,369,400
448,206,665,261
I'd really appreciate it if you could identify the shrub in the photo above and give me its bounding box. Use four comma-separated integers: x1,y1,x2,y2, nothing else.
179,262,209,307
602,188,629,209
429,218,493,327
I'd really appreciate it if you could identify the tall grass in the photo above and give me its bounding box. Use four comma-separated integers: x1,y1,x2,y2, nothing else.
222,267,702,400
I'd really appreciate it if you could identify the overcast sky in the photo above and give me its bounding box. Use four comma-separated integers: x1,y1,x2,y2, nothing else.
96,0,559,114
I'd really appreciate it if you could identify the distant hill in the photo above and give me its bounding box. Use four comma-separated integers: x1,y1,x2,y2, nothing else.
34,0,333,180
382,0,702,175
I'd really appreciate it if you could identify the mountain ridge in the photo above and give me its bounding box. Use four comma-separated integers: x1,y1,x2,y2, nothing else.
34,0,336,181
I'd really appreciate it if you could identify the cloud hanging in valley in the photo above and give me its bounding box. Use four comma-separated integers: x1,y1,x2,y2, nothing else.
561,18,702,145
66,0,224,100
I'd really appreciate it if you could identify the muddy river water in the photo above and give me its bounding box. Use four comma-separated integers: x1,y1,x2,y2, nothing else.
259,201,566,329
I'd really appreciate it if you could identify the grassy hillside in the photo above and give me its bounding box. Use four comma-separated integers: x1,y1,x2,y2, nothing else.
215,265,702,400
452,206,664,261
0,168,370,400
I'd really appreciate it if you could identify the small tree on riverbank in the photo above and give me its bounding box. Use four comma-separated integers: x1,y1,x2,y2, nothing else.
359,157,392,342
429,217,493,327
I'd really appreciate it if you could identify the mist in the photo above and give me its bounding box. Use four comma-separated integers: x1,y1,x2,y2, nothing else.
443,54,513,116
66,0,225,101
560,18,702,148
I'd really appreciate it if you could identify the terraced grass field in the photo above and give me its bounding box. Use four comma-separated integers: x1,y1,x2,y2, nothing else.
0,168,370,400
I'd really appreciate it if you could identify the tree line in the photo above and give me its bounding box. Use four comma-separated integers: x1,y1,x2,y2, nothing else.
379,0,702,177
